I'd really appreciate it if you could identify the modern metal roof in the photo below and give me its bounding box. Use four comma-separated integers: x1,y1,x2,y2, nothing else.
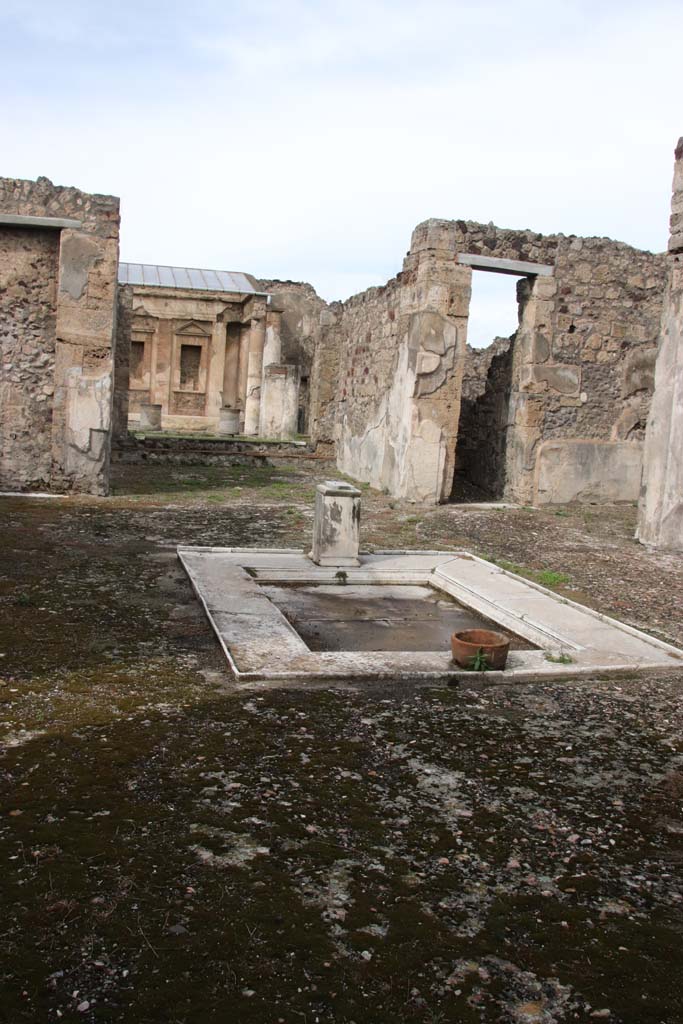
118,262,259,295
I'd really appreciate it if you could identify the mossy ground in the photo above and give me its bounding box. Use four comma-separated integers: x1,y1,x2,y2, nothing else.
1,462,682,1023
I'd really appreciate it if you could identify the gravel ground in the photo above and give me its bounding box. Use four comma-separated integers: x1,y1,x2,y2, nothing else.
0,460,682,1024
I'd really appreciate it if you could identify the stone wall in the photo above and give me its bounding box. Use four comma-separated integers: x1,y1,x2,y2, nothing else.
638,138,683,549
0,176,120,494
309,306,343,447
455,337,512,497
256,279,327,432
112,432,318,466
311,245,470,503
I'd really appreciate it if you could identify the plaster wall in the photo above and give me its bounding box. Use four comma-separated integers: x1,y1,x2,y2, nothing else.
535,439,644,504
638,138,683,550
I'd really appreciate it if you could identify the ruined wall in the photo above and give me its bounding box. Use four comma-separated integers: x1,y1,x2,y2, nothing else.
310,246,470,502
309,306,343,449
0,176,120,494
255,280,326,372
413,219,666,504
638,138,683,549
455,338,512,498
256,279,327,432
310,216,664,504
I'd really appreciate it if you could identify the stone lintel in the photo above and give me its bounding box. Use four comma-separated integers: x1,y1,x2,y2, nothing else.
457,253,554,277
0,213,83,231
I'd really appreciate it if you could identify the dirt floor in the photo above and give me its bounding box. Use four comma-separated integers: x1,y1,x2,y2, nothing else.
1,458,682,1024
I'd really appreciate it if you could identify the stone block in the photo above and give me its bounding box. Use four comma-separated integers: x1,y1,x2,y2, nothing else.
531,331,550,363
533,363,581,396
621,346,656,399
218,408,240,435
416,351,441,375
139,403,162,429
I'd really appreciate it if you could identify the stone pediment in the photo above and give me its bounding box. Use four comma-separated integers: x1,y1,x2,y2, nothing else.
176,320,212,337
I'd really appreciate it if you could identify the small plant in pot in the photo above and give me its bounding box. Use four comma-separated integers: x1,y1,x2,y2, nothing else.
451,628,510,671
468,647,491,671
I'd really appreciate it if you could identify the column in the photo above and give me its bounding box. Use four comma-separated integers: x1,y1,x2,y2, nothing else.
281,365,300,438
222,323,241,409
151,318,173,417
205,319,227,427
263,308,282,368
237,323,251,432
243,316,266,436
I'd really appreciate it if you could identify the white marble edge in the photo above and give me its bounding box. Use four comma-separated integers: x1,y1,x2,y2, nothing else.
177,546,683,684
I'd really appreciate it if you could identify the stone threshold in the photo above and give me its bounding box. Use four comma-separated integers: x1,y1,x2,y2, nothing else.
0,492,68,499
178,547,683,688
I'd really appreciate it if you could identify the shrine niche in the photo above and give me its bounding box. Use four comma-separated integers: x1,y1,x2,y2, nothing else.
118,263,268,434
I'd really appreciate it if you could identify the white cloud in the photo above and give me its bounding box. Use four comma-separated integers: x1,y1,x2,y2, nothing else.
1,0,680,335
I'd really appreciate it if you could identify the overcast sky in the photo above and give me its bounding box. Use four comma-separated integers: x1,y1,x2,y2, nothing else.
2,0,681,346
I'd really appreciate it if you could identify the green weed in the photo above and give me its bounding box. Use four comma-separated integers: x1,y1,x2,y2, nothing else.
466,647,491,672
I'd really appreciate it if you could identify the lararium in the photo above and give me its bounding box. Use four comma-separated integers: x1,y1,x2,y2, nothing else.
178,482,683,688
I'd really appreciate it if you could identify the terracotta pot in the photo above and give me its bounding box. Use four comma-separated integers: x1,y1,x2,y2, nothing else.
451,628,510,670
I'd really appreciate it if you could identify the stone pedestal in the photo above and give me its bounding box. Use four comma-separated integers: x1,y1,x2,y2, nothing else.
310,480,361,567
218,407,240,435
139,402,162,430
259,364,299,438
